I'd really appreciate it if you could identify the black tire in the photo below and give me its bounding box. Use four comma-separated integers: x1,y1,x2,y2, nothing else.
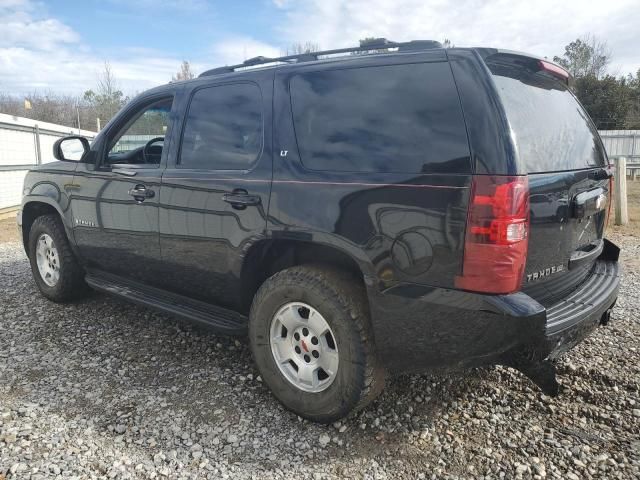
249,265,386,423
27,214,89,302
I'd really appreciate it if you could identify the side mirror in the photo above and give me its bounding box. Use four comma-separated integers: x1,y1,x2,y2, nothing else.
53,136,90,162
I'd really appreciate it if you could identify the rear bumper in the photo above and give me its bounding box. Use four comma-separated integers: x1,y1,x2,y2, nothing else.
368,240,621,376
543,259,619,358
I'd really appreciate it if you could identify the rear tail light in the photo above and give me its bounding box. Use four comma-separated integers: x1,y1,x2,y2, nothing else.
538,60,570,84
455,175,530,294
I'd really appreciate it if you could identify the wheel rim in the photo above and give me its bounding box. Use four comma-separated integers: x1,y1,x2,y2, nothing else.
35,233,60,287
269,302,339,393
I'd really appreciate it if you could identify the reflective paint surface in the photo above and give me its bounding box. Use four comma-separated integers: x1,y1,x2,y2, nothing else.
19,47,620,378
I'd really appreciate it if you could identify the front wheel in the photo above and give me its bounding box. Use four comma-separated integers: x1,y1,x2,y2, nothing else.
249,265,385,423
28,214,89,302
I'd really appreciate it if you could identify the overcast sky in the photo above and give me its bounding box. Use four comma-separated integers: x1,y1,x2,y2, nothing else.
1,0,639,96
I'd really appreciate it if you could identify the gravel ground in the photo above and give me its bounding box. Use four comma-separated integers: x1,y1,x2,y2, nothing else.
1,233,639,479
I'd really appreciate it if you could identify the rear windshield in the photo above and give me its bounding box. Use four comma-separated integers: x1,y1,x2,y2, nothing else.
486,54,606,173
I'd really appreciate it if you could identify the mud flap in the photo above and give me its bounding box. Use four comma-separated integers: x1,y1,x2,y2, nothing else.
515,360,559,397
600,306,614,326
501,348,560,397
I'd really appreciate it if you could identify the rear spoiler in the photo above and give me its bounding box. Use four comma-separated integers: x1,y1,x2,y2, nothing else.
538,59,570,84
474,48,571,86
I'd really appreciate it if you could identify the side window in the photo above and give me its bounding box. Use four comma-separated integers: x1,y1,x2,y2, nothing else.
289,62,470,174
179,83,263,170
107,97,173,166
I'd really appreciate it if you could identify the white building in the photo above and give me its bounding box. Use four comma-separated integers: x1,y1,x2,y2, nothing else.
0,113,96,211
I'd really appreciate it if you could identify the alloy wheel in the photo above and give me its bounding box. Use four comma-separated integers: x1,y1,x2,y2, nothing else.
35,233,60,287
269,302,339,393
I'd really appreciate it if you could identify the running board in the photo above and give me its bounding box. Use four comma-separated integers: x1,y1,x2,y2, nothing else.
85,272,248,335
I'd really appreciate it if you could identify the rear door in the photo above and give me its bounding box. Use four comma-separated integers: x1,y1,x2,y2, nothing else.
271,51,472,291
485,53,610,306
157,74,272,311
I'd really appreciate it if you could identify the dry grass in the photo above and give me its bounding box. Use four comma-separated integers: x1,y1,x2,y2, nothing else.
0,217,19,244
609,178,640,237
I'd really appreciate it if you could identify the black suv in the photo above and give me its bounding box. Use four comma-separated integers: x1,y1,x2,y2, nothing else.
18,39,620,423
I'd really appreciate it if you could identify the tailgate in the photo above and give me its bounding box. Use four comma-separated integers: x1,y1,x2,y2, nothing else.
485,53,610,306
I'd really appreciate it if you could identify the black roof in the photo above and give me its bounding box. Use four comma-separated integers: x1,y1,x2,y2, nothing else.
199,38,442,77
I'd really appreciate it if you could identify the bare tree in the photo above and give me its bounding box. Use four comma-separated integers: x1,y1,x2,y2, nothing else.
442,38,455,49
0,91,85,128
0,63,125,130
99,62,118,97
284,42,320,56
0,62,127,130
25,91,73,125
83,61,128,128
172,60,195,82
0,93,21,116
553,34,611,79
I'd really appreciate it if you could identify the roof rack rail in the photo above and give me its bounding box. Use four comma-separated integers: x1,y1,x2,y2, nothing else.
199,38,442,77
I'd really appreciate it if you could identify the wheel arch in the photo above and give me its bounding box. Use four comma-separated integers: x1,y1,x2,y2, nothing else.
239,238,375,314
21,198,71,256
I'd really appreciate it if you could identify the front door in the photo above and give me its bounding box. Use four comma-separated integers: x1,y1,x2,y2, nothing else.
71,93,179,283
157,75,273,311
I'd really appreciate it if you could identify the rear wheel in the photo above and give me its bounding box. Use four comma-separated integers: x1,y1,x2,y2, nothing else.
249,265,385,423
28,215,89,302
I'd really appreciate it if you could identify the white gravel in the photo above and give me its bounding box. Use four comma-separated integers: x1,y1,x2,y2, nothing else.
1,235,639,479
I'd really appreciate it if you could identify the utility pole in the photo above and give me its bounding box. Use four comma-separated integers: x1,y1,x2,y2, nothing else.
76,103,81,134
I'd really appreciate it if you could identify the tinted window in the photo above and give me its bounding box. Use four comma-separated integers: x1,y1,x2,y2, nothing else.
289,62,470,174
487,55,606,173
180,83,263,170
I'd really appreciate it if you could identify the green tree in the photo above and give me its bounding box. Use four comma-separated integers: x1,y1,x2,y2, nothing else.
553,34,610,80
574,75,631,129
552,35,639,129
624,69,640,128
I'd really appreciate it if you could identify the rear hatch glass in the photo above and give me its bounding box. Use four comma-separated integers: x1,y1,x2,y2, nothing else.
486,53,610,306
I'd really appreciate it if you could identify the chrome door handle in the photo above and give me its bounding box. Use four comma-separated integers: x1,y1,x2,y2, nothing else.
128,185,155,203
222,189,261,210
